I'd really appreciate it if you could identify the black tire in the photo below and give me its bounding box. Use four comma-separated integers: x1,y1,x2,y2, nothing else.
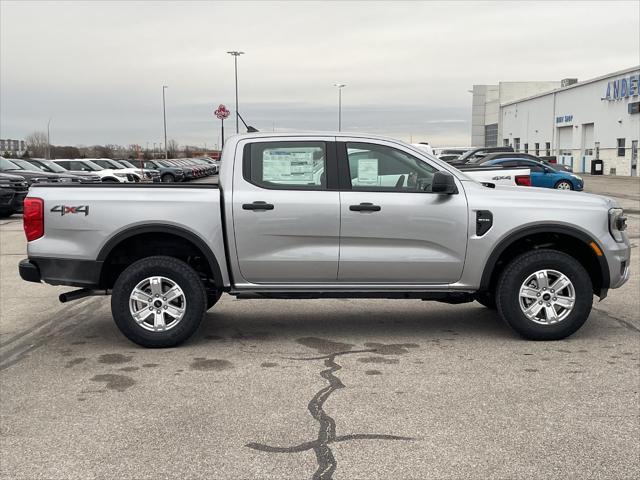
496,249,593,340
111,256,207,348
0,209,12,218
475,290,496,309
555,180,573,190
161,173,175,183
102,178,118,183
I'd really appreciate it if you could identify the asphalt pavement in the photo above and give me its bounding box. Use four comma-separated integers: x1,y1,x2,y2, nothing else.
0,175,638,479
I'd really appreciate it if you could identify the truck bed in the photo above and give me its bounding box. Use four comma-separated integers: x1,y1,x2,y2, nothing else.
26,183,228,287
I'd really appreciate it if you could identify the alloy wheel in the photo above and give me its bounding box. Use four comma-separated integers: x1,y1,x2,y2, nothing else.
518,269,575,325
129,276,186,332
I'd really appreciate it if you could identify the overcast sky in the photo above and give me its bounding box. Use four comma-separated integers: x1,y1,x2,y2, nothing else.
1,0,639,149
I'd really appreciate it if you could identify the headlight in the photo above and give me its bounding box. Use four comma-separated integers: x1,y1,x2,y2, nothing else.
114,172,127,177
59,177,74,183
609,208,627,243
571,174,582,181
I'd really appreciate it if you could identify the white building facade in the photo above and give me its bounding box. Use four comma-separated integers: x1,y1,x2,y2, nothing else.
500,67,640,176
471,81,562,147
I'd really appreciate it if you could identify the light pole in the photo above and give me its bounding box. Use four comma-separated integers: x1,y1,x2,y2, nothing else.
162,86,168,159
333,83,346,132
227,51,244,134
46,118,52,159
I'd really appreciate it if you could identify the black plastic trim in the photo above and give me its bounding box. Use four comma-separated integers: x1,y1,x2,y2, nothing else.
336,141,352,190
479,224,610,291
97,224,224,287
26,257,102,287
19,258,41,283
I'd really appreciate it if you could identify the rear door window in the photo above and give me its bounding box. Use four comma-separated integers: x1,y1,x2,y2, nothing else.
244,142,327,190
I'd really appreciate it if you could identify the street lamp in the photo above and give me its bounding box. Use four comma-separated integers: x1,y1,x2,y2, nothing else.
162,85,168,159
46,118,52,159
333,83,346,132
227,51,245,134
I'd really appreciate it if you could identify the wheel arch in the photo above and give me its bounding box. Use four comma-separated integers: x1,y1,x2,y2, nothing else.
97,224,224,290
480,224,610,298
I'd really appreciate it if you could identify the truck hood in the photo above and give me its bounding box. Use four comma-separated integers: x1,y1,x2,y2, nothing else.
488,183,619,209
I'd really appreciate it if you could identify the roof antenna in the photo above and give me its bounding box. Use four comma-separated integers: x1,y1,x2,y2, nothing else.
237,112,259,133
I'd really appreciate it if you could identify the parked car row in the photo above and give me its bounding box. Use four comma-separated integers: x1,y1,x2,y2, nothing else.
137,157,219,182
0,155,220,217
413,146,581,191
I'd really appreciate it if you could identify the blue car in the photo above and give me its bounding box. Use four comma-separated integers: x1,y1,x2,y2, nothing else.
481,157,584,191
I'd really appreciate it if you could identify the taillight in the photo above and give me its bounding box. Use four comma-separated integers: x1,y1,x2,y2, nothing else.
23,197,44,241
515,175,531,186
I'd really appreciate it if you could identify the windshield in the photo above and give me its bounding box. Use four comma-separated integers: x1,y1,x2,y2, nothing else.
81,160,105,171
11,159,42,170
0,157,22,171
157,160,172,167
118,160,137,168
96,159,122,169
33,159,67,173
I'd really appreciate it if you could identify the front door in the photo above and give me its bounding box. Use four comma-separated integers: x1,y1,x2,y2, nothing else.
232,138,340,283
337,140,468,284
631,140,638,177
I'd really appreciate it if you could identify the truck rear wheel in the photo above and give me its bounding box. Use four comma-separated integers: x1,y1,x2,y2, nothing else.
111,256,207,347
496,249,593,340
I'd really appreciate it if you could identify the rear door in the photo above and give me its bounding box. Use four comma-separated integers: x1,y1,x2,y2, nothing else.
232,137,340,283
337,139,468,284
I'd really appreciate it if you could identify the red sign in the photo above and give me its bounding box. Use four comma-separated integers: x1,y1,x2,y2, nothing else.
214,104,230,120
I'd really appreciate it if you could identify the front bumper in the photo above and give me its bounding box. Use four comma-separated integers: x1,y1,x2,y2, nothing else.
602,235,631,291
0,190,14,207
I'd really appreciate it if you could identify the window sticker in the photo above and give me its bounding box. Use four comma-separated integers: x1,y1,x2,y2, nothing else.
357,158,379,185
263,150,315,182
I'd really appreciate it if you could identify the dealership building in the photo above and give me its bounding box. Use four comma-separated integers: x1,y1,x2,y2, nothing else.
472,66,640,176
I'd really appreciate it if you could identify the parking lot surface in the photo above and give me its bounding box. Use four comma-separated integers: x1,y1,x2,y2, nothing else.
1,176,638,479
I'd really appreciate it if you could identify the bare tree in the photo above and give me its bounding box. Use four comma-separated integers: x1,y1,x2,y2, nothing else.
167,139,179,159
25,131,49,158
93,145,113,158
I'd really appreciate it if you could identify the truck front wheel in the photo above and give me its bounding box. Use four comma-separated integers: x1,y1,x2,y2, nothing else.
496,249,593,340
111,256,207,347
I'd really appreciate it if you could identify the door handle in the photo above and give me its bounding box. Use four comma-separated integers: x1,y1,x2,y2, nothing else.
243,201,274,211
349,202,381,212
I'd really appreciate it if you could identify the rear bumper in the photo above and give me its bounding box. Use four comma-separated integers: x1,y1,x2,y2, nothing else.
19,259,41,283
19,257,102,287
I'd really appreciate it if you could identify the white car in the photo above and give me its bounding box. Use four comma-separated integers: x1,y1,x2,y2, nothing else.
458,165,532,187
92,158,160,182
52,159,131,183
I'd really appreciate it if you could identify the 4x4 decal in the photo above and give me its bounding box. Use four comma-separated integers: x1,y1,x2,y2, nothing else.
50,205,89,216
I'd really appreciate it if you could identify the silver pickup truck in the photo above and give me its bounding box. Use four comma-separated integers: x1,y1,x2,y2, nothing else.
19,133,630,347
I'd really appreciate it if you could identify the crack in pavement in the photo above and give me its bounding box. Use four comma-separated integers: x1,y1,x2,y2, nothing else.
246,348,414,480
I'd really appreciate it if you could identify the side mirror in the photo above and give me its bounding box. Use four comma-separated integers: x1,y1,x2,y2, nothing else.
432,171,457,194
